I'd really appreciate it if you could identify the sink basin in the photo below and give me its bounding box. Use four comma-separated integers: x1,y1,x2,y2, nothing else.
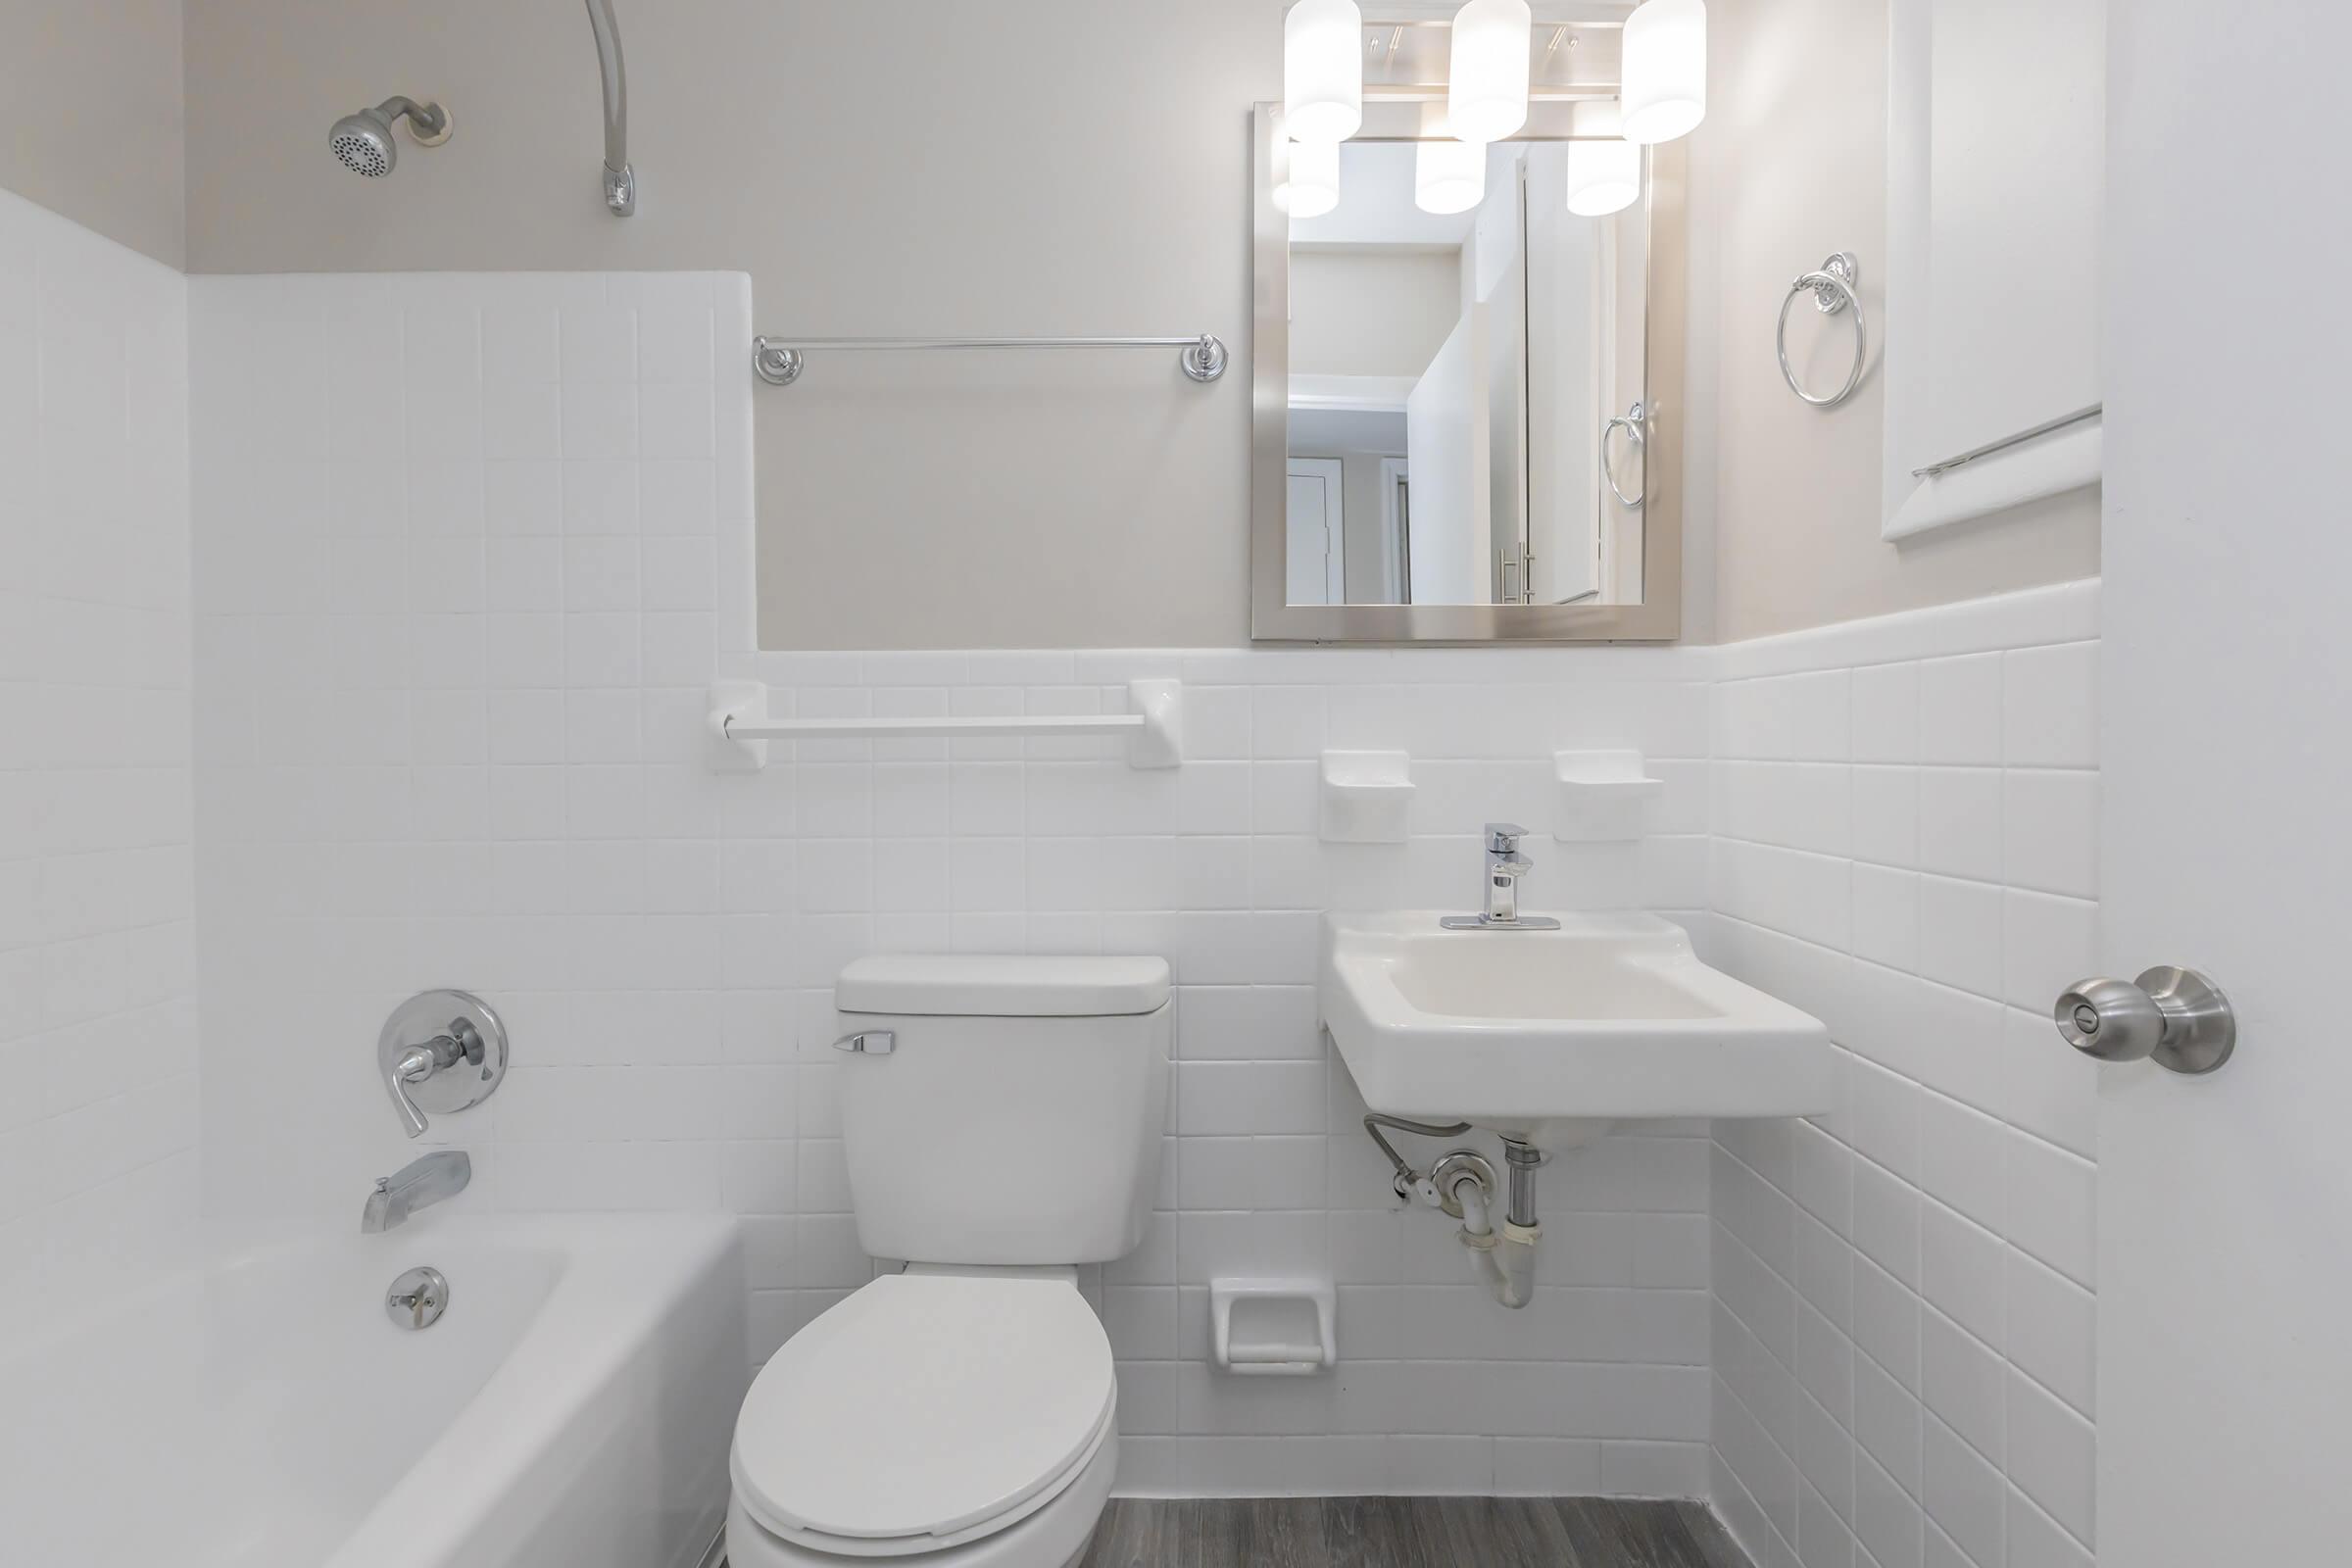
1319,911,1836,1150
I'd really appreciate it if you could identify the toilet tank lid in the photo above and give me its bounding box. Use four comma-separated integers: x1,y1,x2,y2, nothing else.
836,955,1170,1017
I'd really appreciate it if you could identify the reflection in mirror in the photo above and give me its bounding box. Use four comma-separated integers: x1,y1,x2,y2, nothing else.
1282,141,1648,612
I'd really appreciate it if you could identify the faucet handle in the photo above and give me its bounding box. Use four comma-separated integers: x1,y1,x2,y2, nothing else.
384,1045,436,1139
377,990,510,1140
1484,822,1531,853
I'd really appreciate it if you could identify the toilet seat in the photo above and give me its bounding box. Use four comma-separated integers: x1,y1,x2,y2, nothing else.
731,1269,1116,1557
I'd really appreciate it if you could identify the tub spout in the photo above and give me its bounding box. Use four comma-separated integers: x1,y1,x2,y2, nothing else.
362,1151,471,1233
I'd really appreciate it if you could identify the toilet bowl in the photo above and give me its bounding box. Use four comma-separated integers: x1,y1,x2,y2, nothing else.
727,1268,1118,1568
724,956,1171,1568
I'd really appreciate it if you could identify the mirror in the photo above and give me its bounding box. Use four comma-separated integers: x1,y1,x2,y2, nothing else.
1251,105,1683,642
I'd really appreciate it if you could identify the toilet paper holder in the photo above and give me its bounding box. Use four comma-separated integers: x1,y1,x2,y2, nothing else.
1210,1278,1337,1376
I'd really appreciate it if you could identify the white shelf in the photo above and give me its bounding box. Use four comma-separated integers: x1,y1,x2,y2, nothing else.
1553,749,1666,842
1320,750,1414,843
708,678,1183,771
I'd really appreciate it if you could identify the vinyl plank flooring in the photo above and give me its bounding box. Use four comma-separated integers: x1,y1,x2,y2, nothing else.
1553,1498,1724,1568
1086,1497,1183,1568
1320,1494,1423,1568
1177,1498,1330,1568
1073,1496,1753,1568
1668,1502,1753,1568
1421,1496,1583,1568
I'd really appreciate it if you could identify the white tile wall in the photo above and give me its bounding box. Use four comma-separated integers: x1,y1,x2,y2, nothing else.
0,189,198,1332
1699,582,2101,1568
187,270,1727,1498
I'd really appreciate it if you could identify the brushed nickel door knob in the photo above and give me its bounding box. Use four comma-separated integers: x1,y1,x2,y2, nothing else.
2055,966,2235,1075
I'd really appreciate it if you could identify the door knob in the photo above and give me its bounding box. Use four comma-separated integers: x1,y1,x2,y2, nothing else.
2053,966,2235,1075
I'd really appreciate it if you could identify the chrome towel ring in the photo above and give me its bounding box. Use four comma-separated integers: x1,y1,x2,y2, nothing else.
1601,401,1645,507
1777,252,1867,409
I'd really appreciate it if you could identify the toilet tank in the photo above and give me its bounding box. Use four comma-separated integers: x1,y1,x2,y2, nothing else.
831,955,1171,1266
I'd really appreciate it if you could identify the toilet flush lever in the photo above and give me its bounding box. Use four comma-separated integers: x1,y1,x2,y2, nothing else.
833,1030,895,1055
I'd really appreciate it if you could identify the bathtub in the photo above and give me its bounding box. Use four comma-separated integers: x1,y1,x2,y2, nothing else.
2,1213,745,1568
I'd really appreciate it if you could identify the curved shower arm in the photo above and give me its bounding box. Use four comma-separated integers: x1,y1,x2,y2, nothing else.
586,0,634,215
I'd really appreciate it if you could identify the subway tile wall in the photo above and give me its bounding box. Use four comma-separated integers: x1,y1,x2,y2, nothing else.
187,271,1730,1497
0,190,198,1333
1698,583,2101,1568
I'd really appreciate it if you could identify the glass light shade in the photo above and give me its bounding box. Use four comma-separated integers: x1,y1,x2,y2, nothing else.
1621,0,1707,145
1565,139,1642,216
1284,0,1364,143
1448,0,1533,144
1275,138,1342,218
1415,137,1487,216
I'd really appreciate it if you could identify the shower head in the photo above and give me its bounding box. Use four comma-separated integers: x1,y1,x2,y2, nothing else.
329,96,452,178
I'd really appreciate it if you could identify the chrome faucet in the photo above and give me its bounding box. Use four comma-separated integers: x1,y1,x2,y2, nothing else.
362,1151,471,1233
1441,823,1562,931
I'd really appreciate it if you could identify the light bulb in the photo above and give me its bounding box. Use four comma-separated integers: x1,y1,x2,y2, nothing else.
1448,0,1533,144
1285,0,1364,144
1416,137,1486,216
1566,139,1642,216
1621,0,1706,145
1275,138,1342,218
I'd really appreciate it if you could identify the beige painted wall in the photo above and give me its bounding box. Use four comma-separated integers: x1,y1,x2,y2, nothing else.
1,0,184,265
1690,0,2100,643
1291,250,1459,380
184,0,1276,649
177,0,2094,648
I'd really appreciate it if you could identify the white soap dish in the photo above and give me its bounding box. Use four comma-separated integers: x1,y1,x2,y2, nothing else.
1210,1278,1337,1376
1553,750,1665,843
1320,750,1413,843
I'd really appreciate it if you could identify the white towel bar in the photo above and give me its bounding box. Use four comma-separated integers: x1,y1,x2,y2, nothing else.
707,678,1183,771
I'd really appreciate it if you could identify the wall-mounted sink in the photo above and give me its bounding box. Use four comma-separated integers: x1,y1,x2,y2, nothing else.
1319,912,1836,1151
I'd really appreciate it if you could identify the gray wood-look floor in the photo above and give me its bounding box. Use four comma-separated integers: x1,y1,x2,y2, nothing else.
1075,1498,1752,1568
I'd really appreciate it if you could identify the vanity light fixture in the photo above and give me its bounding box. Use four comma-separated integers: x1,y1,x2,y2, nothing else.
1565,138,1642,216
1620,0,1707,145
1448,0,1534,143
1285,0,1365,143
1275,137,1343,218
1415,133,1486,216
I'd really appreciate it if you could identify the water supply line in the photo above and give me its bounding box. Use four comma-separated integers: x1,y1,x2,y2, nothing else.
1362,1113,1545,1310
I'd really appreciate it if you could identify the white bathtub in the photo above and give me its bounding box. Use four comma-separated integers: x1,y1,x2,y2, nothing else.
2,1213,745,1568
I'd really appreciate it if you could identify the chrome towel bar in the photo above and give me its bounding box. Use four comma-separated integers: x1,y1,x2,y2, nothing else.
1911,403,2103,478
753,333,1228,387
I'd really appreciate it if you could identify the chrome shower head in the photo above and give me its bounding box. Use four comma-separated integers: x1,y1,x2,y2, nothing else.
330,109,396,176
329,97,451,178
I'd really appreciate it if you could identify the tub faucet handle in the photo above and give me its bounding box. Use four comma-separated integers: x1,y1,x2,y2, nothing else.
377,991,511,1139
384,1043,439,1138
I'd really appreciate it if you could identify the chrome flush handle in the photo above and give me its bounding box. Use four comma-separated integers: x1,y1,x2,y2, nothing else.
832,1030,895,1055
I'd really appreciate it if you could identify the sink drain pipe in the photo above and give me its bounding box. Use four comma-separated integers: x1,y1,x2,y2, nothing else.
1362,1114,1544,1310
1462,1142,1542,1309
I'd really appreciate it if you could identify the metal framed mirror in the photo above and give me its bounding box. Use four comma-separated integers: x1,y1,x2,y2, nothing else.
1251,100,1686,642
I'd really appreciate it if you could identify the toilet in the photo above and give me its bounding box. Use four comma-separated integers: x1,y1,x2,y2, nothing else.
725,955,1172,1568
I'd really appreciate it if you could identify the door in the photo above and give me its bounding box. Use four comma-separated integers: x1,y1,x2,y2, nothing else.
1524,141,1604,608
1403,306,1491,604
1284,458,1345,606
2098,1,2352,1560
